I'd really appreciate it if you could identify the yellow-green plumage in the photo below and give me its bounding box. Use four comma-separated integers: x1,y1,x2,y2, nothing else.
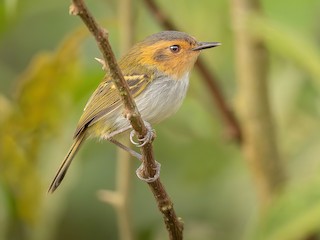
48,31,219,193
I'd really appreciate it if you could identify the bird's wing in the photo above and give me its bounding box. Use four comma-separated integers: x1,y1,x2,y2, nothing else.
74,73,152,138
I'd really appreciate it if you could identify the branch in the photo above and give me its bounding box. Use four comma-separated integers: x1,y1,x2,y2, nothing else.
70,0,183,238
143,0,242,142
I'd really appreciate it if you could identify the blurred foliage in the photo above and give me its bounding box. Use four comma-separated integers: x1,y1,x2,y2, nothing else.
1,0,320,240
253,177,320,240
0,27,86,239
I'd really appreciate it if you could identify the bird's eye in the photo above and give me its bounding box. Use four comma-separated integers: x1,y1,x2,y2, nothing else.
169,45,181,53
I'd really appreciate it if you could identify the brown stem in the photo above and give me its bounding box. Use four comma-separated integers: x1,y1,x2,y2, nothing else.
70,0,183,238
231,0,286,207
143,0,242,142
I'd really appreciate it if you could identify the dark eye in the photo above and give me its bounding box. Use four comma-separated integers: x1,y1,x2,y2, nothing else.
169,45,181,53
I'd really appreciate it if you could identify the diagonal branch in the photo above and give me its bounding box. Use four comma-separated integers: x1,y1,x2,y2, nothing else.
143,0,242,142
69,0,183,239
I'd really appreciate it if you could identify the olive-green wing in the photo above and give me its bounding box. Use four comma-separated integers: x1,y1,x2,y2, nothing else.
74,73,151,138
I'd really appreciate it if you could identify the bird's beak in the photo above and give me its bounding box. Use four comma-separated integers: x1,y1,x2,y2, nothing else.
192,42,221,51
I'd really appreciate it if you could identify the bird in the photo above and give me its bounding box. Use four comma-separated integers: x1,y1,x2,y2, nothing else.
48,30,220,193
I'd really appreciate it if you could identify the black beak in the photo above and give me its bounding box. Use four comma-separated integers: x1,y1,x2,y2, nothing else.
192,42,221,51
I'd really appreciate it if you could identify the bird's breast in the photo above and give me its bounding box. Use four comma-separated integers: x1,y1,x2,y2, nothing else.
134,72,190,124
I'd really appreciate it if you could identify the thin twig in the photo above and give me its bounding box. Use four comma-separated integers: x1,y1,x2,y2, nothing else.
70,0,183,238
115,0,134,238
143,0,242,142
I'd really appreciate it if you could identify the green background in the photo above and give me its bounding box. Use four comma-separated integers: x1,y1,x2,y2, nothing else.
1,0,320,239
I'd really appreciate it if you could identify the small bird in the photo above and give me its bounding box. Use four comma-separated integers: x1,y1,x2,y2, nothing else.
48,31,220,193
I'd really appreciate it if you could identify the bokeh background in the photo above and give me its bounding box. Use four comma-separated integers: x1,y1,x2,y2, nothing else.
1,0,320,239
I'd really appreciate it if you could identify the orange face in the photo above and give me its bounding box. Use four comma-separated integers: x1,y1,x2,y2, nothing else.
119,31,220,80
138,39,201,80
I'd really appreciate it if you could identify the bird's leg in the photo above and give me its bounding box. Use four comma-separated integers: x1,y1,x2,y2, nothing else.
104,126,142,160
107,137,161,182
130,120,161,182
105,125,160,183
107,137,142,160
129,121,156,147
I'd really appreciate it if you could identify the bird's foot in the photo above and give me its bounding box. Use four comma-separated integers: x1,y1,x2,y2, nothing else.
136,161,161,183
130,121,156,147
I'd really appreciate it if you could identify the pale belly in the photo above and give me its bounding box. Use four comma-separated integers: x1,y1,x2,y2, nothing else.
108,73,190,135
136,73,190,124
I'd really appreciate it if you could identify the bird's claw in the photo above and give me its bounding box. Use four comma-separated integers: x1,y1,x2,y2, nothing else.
136,161,161,183
130,121,155,147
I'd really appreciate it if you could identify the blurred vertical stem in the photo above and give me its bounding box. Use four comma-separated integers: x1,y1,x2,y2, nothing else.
116,0,134,238
231,0,286,207
119,0,134,54
114,146,133,240
98,0,134,240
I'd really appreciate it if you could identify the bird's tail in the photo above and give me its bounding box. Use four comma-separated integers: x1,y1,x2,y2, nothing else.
48,133,86,193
